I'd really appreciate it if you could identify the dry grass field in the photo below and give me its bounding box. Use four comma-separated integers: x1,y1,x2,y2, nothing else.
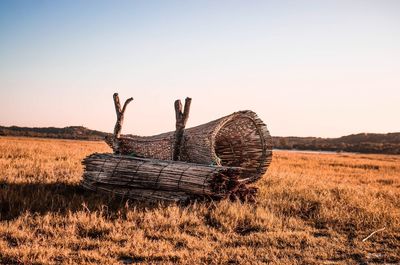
0,137,399,264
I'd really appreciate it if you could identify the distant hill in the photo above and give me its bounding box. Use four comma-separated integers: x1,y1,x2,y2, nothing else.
0,126,110,141
1,125,399,154
273,133,400,155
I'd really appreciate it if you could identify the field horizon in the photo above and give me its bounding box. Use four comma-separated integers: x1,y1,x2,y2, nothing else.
0,137,399,264
1,125,400,155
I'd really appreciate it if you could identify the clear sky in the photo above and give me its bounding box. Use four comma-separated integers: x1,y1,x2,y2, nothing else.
1,0,399,137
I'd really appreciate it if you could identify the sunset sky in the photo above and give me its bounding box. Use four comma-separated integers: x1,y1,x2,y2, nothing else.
1,0,399,137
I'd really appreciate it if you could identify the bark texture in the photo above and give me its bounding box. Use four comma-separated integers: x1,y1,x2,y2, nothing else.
112,93,133,153
173,97,192,161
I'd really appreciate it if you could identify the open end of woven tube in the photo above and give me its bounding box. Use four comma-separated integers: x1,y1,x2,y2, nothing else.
212,111,271,182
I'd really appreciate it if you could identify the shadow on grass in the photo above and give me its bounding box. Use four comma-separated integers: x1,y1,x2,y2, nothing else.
0,182,161,221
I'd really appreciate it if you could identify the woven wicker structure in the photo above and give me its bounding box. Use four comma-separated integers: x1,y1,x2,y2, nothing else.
81,94,273,203
82,153,256,202
106,110,272,183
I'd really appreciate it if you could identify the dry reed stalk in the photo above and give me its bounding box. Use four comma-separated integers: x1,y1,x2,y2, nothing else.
81,153,257,202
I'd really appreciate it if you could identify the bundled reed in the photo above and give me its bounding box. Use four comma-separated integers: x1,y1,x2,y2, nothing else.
81,94,270,203
81,153,257,202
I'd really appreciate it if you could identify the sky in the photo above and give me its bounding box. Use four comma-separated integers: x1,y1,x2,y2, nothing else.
0,0,399,137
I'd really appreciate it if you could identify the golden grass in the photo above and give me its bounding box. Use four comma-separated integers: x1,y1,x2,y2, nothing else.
0,137,399,264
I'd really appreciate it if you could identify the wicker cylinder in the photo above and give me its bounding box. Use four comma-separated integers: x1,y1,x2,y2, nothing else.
106,110,272,183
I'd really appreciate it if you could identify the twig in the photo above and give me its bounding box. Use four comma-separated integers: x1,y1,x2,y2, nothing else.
81,202,91,213
362,227,386,242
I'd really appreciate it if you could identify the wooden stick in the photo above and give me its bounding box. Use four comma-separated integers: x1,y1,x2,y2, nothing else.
173,97,192,160
112,93,133,153
362,227,386,242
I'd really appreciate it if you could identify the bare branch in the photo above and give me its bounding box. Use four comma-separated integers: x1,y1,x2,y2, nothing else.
174,99,183,123
173,97,192,160
113,93,121,116
122,97,134,114
111,93,133,154
182,97,192,125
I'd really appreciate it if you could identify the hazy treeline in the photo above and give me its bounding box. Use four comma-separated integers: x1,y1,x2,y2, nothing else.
0,126,109,141
273,133,400,155
1,125,400,155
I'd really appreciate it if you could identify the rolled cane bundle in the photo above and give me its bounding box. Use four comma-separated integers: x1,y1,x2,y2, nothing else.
81,153,257,202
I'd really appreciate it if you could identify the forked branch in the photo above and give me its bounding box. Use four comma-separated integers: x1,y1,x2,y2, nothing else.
173,97,192,160
112,93,133,153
